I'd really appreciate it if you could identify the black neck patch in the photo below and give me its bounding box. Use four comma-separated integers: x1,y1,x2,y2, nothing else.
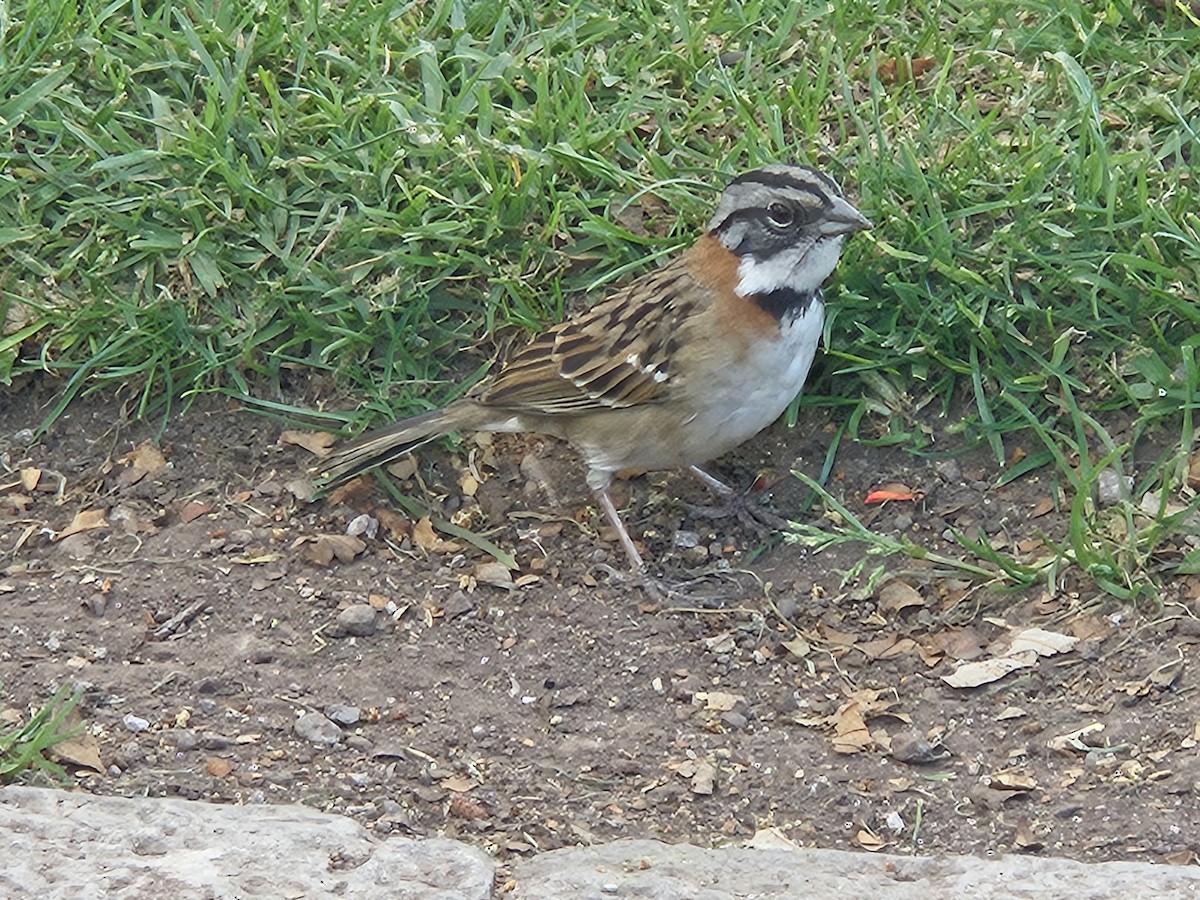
751,287,821,321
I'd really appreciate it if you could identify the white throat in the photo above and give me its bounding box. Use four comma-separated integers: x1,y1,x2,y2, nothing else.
734,236,846,297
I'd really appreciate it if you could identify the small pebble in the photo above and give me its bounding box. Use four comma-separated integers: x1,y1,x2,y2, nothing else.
721,711,748,730
375,797,405,817
200,733,230,750
81,595,107,617
196,676,223,695
442,591,475,620
12,428,35,446
326,704,361,726
335,604,378,637
346,514,379,539
674,530,701,549
122,714,150,733
1097,468,1131,507
933,459,962,483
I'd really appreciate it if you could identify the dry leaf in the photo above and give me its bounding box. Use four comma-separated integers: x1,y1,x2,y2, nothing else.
993,771,1037,791
459,471,479,497
50,731,104,773
856,827,889,851
744,827,800,851
780,635,812,659
941,653,1037,688
865,482,922,504
878,580,924,612
820,626,858,647
1046,723,1105,755
1164,850,1197,866
439,774,476,793
1008,628,1078,657
302,534,367,567
19,467,41,491
56,508,109,541
1188,450,1200,491
703,632,737,654
412,516,444,553
123,440,168,474
1029,497,1055,518
385,455,419,480
688,759,716,795
858,635,901,660
179,501,211,523
280,429,335,457
832,701,873,754
876,56,936,84
695,690,742,712
474,561,514,589
1013,815,1044,852
996,706,1027,721
367,508,407,541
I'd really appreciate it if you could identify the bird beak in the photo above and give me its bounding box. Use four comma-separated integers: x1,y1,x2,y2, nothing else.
820,196,873,237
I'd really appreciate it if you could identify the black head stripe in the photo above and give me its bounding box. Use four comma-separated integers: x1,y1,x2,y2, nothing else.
726,167,838,200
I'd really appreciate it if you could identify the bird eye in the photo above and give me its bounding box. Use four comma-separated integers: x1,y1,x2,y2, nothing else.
766,202,795,228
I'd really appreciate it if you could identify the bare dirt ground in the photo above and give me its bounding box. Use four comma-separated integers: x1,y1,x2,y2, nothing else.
2,374,1198,870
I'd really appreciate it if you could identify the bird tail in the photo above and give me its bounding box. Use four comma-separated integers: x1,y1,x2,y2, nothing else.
318,401,493,486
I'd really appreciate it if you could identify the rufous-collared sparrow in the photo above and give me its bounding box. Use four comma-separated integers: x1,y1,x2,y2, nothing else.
321,164,871,579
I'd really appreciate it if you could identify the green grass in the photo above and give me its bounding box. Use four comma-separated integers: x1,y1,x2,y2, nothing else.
0,685,83,784
3,0,1199,597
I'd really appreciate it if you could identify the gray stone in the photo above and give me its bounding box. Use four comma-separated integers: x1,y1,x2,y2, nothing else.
335,604,378,637
0,787,492,899
4,791,1200,900
1097,468,1131,507
293,711,341,746
327,704,361,726
121,714,150,733
509,839,1200,899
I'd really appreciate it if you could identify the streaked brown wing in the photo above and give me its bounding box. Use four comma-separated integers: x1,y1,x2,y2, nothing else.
482,257,701,414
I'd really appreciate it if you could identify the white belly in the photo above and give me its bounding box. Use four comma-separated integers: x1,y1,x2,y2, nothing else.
566,302,825,484
689,303,824,455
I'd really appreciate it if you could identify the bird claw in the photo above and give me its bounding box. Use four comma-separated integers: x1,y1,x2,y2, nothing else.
682,494,789,534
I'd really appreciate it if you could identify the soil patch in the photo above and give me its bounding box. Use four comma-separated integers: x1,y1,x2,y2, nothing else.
2,377,1197,865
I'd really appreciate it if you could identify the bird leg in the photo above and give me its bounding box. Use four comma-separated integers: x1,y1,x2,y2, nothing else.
595,487,647,573
593,488,675,599
688,465,735,496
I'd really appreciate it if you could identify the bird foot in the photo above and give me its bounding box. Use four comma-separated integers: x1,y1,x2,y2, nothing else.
682,493,789,534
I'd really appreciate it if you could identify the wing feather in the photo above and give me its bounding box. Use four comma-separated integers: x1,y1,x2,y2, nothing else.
482,258,700,414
